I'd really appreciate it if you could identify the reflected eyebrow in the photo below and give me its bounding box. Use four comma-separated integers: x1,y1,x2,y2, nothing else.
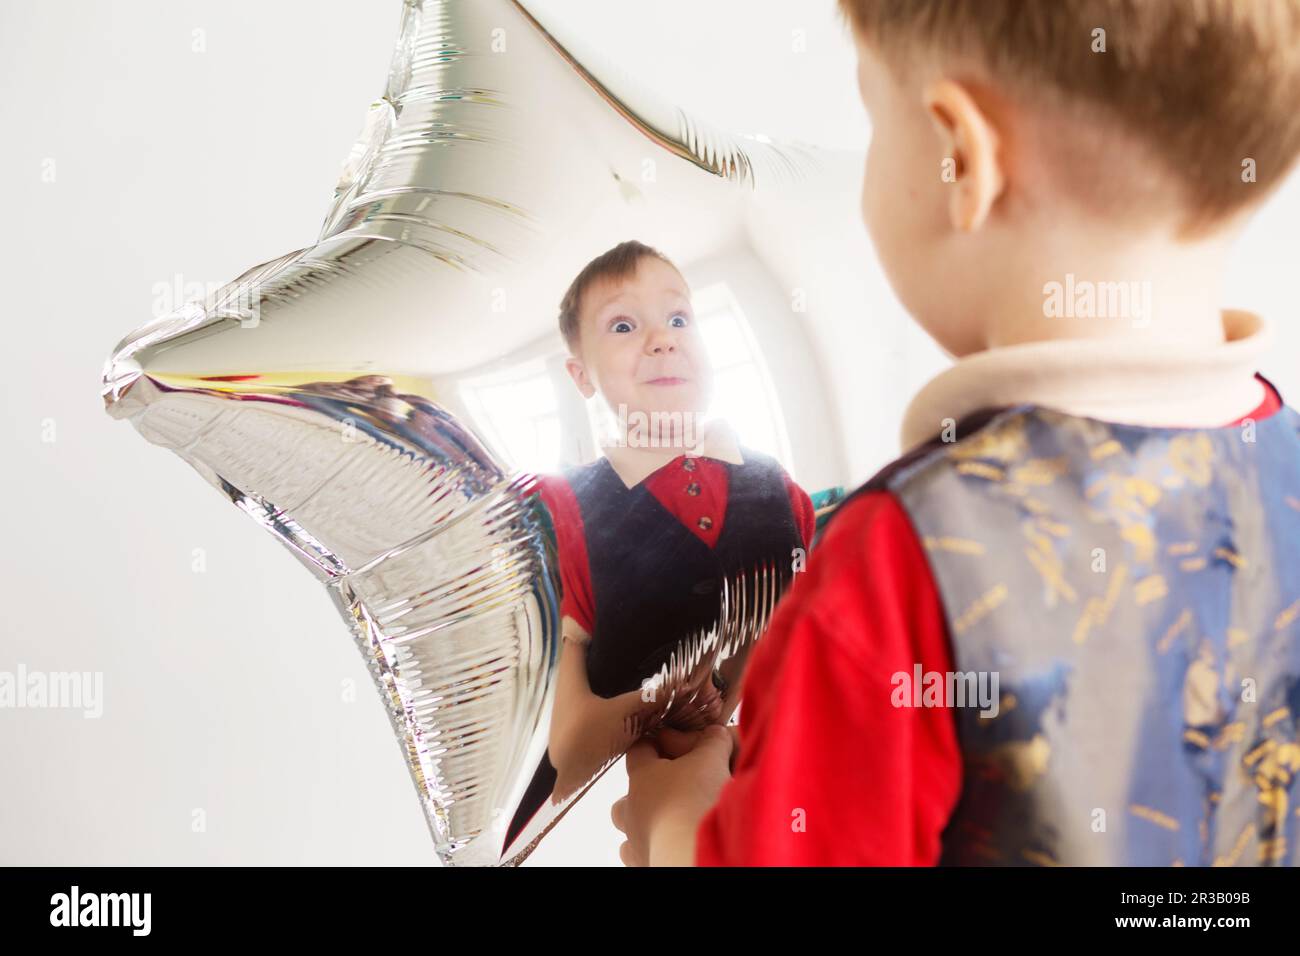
586,283,689,320
587,288,629,316
586,305,635,333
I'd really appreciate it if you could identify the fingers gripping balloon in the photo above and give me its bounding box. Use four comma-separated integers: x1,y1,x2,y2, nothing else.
102,0,820,865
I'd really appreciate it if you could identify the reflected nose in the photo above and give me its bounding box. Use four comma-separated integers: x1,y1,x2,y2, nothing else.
644,328,678,354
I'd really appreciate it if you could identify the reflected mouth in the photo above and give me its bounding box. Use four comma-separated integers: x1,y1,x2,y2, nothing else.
645,376,688,386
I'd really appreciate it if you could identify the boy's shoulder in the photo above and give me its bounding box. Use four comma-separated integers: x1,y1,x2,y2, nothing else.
816,394,1300,550
811,405,1017,549
548,456,612,488
733,443,790,477
532,460,614,518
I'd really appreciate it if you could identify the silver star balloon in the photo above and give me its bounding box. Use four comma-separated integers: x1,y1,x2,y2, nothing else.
102,0,826,865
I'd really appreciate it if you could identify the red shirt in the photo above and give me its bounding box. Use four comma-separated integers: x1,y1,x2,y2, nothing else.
536,455,816,635
695,379,1284,866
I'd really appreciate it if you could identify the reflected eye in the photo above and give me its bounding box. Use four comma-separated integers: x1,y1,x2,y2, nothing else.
611,318,634,333
669,312,689,328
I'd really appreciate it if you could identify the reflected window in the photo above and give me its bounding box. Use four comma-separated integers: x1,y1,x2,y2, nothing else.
691,281,791,469
459,357,566,474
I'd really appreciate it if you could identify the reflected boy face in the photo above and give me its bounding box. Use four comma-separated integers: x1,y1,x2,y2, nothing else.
566,256,714,434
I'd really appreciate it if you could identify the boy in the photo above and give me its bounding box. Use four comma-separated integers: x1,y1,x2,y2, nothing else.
613,0,1300,866
502,240,815,853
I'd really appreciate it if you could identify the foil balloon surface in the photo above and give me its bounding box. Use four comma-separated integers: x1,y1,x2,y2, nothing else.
102,0,846,865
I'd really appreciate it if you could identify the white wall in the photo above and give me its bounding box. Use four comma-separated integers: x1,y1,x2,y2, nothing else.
1226,171,1300,399
2,0,431,866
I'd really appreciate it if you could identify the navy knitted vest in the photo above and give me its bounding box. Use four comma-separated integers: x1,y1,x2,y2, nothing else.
819,392,1300,866
569,447,802,697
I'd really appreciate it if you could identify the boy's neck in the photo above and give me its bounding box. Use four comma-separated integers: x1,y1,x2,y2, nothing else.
902,308,1271,452
601,418,743,489
970,224,1234,354
905,219,1269,450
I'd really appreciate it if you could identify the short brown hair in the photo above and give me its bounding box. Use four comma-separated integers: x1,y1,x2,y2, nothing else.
837,0,1300,230
558,240,680,354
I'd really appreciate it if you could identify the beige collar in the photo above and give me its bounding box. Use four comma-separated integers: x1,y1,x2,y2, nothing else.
601,418,744,489
900,310,1273,451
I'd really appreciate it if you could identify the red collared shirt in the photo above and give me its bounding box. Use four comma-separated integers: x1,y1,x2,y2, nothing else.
537,455,816,636
695,379,1284,866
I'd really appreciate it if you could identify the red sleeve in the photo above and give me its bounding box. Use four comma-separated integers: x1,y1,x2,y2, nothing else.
533,475,595,635
782,473,816,550
694,489,963,866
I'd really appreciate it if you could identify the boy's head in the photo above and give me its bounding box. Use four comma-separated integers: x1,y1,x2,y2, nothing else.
837,0,1300,356
559,240,713,430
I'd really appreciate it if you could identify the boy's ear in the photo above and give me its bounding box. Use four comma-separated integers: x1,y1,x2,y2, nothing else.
923,79,1005,232
564,355,596,399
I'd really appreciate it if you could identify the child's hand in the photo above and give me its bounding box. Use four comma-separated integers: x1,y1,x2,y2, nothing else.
610,723,736,866
550,687,660,805
660,672,725,732
654,724,740,767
